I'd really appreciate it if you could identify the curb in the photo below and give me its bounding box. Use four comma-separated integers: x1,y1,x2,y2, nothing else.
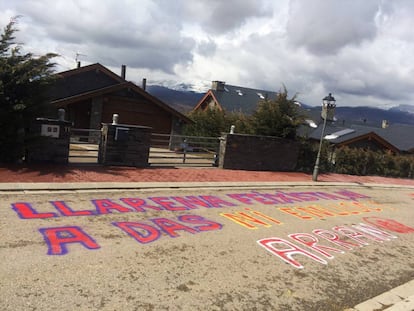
1,181,414,192
346,279,414,311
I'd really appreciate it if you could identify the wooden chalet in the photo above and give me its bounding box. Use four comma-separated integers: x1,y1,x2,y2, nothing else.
48,63,191,134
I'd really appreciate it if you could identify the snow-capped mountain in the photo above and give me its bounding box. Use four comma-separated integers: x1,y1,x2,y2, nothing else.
146,84,204,113
389,104,414,114
148,80,210,93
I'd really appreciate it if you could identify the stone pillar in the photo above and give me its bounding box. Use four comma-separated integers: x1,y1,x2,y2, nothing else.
26,118,72,164
99,123,152,167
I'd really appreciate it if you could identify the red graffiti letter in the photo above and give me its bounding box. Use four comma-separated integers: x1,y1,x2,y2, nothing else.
149,196,188,211
178,215,223,232
171,196,212,209
333,226,377,246
12,202,57,219
92,199,131,214
120,198,162,212
113,222,161,244
39,226,100,255
288,233,344,259
51,201,94,217
363,217,414,234
257,237,327,269
313,229,358,250
352,223,397,241
151,218,197,237
199,195,236,208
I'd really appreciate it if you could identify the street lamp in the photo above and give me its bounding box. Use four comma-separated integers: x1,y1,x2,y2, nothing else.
312,93,336,181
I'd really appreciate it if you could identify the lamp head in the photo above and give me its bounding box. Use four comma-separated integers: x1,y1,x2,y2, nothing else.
321,93,336,121
323,93,336,109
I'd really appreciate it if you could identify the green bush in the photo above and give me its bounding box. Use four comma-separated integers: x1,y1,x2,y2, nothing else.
331,146,414,178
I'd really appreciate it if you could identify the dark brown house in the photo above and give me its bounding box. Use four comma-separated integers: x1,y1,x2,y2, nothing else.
48,63,191,134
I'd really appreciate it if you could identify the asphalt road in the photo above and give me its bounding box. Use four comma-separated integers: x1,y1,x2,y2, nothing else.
1,184,413,311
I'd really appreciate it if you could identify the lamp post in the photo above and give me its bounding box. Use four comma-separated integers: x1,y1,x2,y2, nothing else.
312,93,336,181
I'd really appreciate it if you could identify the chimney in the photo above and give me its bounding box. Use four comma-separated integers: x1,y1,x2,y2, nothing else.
121,65,126,79
77,61,81,68
112,114,119,125
58,108,65,121
382,120,389,129
142,78,147,91
211,81,225,91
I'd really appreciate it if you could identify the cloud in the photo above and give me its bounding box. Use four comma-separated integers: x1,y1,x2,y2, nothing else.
181,0,271,34
286,0,381,55
8,0,196,72
196,38,217,57
1,0,414,109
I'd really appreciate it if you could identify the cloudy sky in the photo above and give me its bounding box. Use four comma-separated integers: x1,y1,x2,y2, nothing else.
1,0,414,108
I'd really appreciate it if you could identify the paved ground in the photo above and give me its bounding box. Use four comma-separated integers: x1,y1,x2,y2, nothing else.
1,165,414,311
1,164,414,185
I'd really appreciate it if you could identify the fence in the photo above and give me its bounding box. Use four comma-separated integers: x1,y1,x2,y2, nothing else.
69,129,220,167
149,133,220,167
69,128,101,164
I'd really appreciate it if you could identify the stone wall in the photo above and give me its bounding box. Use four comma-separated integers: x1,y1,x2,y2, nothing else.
219,134,299,171
26,118,72,164
99,123,152,167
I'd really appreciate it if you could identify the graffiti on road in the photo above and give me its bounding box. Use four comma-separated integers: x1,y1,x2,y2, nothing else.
38,215,222,255
8,189,414,261
257,217,414,269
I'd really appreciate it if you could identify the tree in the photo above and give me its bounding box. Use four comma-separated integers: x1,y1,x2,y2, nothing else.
0,19,57,163
183,109,227,137
250,86,304,139
183,108,253,137
225,111,254,135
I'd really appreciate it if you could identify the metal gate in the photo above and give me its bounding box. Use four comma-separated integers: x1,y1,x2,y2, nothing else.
149,133,220,167
69,129,220,167
69,128,101,164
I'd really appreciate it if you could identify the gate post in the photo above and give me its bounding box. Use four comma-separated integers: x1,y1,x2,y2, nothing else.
182,139,187,163
26,117,72,164
99,123,152,167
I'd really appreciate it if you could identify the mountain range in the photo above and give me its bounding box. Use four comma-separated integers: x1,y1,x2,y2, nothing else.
147,84,414,126
147,85,204,113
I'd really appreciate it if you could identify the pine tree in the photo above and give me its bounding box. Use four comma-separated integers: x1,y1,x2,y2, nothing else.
0,18,57,163
250,86,303,139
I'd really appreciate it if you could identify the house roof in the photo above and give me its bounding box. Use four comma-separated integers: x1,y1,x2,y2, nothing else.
49,63,192,124
307,122,414,153
194,83,279,114
358,124,414,152
49,63,124,100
